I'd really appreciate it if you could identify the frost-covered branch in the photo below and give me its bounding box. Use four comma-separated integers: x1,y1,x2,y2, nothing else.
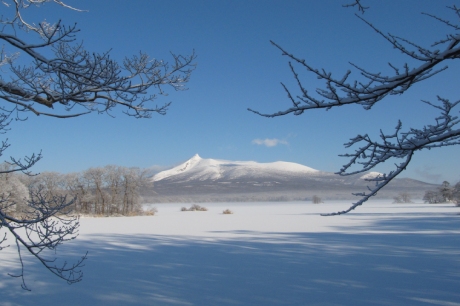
0,188,87,290
0,1,196,119
323,97,460,215
0,0,195,289
249,7,459,117
250,4,460,214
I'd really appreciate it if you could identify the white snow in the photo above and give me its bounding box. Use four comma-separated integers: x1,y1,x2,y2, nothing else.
153,154,319,182
1,200,459,305
360,171,383,180
153,153,203,181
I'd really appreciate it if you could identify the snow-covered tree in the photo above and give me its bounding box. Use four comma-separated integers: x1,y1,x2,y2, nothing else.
423,190,445,204
0,0,195,290
249,1,460,215
0,164,29,213
312,195,323,204
70,166,149,216
393,192,412,204
453,181,460,205
439,181,453,202
423,180,459,204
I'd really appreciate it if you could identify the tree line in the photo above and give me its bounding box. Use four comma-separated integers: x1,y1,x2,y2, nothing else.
0,165,152,217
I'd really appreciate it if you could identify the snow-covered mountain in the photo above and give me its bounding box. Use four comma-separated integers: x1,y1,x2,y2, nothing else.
360,172,383,180
144,154,434,203
153,154,319,182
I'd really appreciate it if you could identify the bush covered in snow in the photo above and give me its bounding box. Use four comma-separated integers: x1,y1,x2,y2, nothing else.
393,192,412,204
181,204,208,211
312,195,323,204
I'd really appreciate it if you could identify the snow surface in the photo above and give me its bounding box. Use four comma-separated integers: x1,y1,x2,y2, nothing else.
360,171,383,180
1,201,460,305
153,154,319,182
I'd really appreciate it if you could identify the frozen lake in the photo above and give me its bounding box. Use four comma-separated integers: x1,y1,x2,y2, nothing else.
1,201,459,305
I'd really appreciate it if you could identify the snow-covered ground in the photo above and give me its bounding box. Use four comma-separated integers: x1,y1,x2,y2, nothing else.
1,201,459,305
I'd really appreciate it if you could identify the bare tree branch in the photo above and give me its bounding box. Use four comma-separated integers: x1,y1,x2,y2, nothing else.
249,4,460,214
323,98,460,215
0,2,196,119
342,0,369,14
0,0,196,289
0,189,87,290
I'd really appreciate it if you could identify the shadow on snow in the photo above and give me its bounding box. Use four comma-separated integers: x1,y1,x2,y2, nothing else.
1,214,459,306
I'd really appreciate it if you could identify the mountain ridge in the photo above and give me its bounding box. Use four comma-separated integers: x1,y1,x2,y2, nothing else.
143,154,434,203
153,154,322,182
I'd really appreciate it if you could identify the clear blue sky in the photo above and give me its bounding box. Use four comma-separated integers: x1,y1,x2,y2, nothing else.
4,0,459,184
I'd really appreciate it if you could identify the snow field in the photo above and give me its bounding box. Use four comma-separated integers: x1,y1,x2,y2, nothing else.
0,201,459,305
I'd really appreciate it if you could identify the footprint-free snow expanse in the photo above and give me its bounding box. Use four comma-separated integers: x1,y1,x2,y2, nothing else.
1,201,459,306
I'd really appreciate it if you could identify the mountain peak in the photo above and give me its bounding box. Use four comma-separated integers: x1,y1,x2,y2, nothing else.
152,155,320,182
152,154,202,182
148,156,434,202
191,153,201,160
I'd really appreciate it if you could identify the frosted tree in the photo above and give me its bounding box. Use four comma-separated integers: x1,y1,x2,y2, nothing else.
249,1,460,215
393,192,412,204
439,181,454,202
453,181,460,205
0,0,195,289
423,180,458,204
0,164,29,213
312,195,323,204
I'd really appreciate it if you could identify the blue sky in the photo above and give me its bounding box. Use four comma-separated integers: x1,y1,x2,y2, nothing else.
4,0,459,184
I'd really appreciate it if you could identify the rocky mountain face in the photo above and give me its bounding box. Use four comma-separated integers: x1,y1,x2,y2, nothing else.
141,154,435,203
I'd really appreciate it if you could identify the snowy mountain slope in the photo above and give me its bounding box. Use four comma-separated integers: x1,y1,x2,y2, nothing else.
144,154,435,203
153,154,319,182
360,172,383,180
